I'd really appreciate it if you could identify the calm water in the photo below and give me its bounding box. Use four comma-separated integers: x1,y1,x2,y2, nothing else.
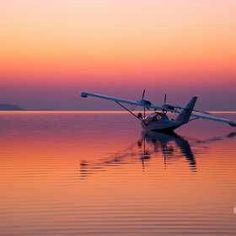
0,112,236,236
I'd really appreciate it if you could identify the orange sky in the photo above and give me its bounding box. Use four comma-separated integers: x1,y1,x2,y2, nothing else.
0,0,235,109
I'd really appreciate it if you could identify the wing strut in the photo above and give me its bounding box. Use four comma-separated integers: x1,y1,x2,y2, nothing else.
115,101,141,121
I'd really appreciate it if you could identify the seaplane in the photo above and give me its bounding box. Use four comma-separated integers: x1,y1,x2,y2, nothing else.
80,91,236,132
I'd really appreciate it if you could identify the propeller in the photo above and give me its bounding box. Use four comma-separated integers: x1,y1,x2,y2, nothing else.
142,89,146,100
138,89,152,118
142,89,146,118
162,93,169,113
164,94,167,104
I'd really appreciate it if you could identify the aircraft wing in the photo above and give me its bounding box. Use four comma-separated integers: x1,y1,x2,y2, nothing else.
153,99,236,127
191,112,236,127
81,91,236,127
80,92,163,110
169,106,236,127
151,101,235,127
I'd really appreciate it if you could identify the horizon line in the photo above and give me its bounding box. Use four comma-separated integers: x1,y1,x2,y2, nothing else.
0,110,236,114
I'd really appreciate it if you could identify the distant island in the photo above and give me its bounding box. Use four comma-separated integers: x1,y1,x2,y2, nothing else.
0,104,23,111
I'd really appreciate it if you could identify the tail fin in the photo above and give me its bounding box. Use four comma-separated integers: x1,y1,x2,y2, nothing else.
176,97,198,124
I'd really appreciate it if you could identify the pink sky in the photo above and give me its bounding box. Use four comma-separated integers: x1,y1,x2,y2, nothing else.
0,0,235,110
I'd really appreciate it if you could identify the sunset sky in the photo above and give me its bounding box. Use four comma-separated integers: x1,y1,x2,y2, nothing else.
0,0,235,110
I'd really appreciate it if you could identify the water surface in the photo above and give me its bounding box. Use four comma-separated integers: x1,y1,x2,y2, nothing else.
0,112,236,235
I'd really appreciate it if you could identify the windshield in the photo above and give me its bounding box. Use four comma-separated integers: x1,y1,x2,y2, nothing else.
145,113,169,122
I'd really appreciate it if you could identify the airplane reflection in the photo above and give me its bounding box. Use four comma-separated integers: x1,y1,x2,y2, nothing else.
79,132,236,179
138,131,196,171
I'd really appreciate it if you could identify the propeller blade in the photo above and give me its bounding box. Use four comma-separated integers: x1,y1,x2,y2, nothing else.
141,89,146,118
161,93,168,112
164,94,167,104
142,89,146,100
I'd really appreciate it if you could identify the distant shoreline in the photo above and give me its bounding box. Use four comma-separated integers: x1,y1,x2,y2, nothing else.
0,104,23,111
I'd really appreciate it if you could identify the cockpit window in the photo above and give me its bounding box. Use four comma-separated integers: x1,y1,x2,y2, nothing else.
145,113,169,122
155,113,169,121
